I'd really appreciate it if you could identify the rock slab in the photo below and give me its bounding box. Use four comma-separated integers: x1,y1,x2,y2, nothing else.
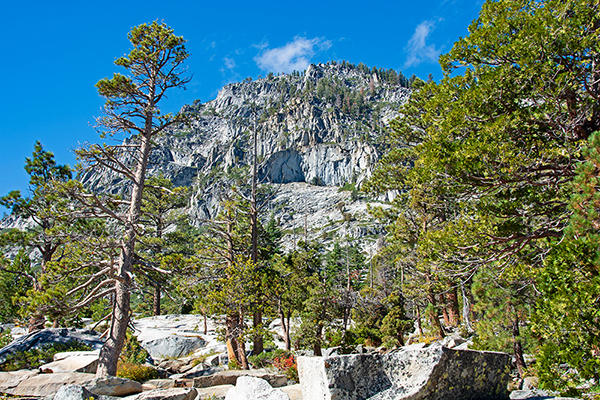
53,384,115,400
40,354,98,373
298,345,511,400
125,387,198,400
143,334,206,359
86,376,144,396
11,372,96,397
225,376,289,400
0,328,104,364
193,369,287,388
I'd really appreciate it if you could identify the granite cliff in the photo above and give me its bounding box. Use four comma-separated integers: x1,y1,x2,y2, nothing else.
80,62,411,250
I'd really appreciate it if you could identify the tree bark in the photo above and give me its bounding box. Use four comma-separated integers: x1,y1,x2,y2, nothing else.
440,293,451,327
427,289,445,340
96,133,152,377
226,314,240,365
279,301,291,351
153,284,161,316
512,309,527,378
447,286,460,327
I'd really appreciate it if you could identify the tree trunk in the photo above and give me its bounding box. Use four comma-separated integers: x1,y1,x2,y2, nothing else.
153,284,161,316
96,133,152,377
28,315,46,332
253,311,263,355
512,309,527,378
226,314,240,365
447,286,460,327
415,305,423,336
96,278,131,377
279,301,291,351
461,281,474,333
427,289,445,340
440,293,450,327
203,314,208,335
313,324,323,356
285,312,292,351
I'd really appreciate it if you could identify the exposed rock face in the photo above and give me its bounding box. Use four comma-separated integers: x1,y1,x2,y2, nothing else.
11,372,95,397
53,384,114,400
298,344,511,400
85,376,144,397
39,353,99,373
78,62,409,251
126,387,198,400
0,328,104,364
143,334,206,360
224,376,289,400
192,369,287,389
0,370,39,393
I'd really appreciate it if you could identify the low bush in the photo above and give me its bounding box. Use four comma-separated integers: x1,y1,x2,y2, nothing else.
0,340,91,371
120,332,150,364
116,361,158,382
249,350,298,382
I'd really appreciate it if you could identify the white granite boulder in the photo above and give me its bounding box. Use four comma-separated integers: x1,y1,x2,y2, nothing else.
298,344,511,400
53,384,115,400
143,334,206,360
0,328,104,364
40,354,98,373
11,372,95,397
225,376,289,400
192,369,287,388
125,387,198,400
85,376,144,397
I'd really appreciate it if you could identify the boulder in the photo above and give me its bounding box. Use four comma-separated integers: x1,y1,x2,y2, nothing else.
0,328,104,364
125,387,198,400
179,366,223,380
53,384,116,400
158,359,188,374
11,372,95,397
192,369,287,388
195,384,234,399
280,384,303,400
225,376,289,400
54,350,100,361
85,376,144,396
508,390,578,400
40,354,98,373
522,376,540,390
143,379,176,390
298,344,511,400
142,334,206,359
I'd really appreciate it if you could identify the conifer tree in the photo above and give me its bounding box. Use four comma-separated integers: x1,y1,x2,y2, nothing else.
0,142,72,330
74,21,191,377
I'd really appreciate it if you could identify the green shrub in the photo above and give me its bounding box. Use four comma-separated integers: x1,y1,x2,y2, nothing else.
0,332,12,348
117,361,158,382
120,332,150,364
249,350,298,381
0,340,91,371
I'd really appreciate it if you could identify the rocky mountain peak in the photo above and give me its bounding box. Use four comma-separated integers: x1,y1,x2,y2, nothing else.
79,61,412,249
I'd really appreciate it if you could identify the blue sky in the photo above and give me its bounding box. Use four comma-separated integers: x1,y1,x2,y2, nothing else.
0,0,484,209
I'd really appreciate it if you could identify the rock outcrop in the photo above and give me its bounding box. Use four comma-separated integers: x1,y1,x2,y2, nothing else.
77,62,409,252
0,328,104,364
298,344,511,400
192,369,287,389
224,376,289,400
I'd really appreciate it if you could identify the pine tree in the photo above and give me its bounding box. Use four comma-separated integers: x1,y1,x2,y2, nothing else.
74,21,191,377
0,141,73,330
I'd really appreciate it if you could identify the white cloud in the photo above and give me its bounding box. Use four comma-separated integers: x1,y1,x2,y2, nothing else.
254,36,332,73
224,56,236,70
403,20,442,68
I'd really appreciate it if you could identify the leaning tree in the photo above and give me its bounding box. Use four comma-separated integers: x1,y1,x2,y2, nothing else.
75,21,191,377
